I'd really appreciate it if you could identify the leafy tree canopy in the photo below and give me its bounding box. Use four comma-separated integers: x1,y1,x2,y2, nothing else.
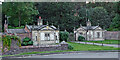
2,2,39,27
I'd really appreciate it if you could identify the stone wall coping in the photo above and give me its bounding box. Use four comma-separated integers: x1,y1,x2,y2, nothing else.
60,41,68,44
20,44,62,49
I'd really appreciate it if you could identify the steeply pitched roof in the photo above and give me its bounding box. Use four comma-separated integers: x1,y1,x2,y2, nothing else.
6,29,27,33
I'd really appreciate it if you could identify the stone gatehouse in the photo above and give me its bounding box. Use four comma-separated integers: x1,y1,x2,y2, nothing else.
74,19,105,41
4,16,59,46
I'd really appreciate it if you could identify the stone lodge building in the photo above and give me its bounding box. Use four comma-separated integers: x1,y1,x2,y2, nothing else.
74,20,105,41
4,16,59,46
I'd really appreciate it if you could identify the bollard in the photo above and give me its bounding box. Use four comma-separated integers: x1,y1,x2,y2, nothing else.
102,43,103,46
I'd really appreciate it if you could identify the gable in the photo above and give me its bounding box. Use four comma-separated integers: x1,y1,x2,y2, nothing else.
76,27,85,31
40,26,54,30
94,26,102,30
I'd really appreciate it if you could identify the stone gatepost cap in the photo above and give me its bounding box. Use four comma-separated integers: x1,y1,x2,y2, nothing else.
60,41,68,44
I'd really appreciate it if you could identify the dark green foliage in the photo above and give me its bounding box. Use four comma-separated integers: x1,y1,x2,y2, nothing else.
0,5,1,32
68,44,74,50
2,2,39,27
2,35,21,52
78,36,85,41
8,26,24,29
23,37,31,42
2,2,120,31
107,14,120,31
21,37,33,46
60,31,69,42
22,42,28,46
36,2,81,32
28,41,33,45
86,7,111,29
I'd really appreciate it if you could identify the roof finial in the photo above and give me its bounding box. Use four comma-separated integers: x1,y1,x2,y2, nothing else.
88,19,89,21
80,24,82,27
5,20,7,24
64,29,67,32
5,15,7,24
47,21,48,25
98,23,99,26
74,27,76,31
58,25,59,30
34,23,35,26
26,22,27,25
52,23,53,26
5,15,7,18
87,19,91,26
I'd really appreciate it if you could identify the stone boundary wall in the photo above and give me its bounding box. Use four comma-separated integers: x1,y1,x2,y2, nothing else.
104,31,120,40
15,33,32,40
3,43,68,55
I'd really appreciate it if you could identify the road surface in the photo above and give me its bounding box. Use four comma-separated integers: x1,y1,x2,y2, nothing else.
23,52,119,58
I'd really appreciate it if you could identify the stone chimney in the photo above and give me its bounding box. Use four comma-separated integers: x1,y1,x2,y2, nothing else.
37,16,43,25
87,19,91,26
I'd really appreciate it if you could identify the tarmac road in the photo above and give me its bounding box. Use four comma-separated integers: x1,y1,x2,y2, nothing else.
23,52,119,58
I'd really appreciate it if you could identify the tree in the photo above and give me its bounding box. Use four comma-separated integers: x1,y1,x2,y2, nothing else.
2,2,39,27
0,4,2,32
60,31,69,42
35,2,82,32
108,14,120,31
21,37,33,46
87,7,111,29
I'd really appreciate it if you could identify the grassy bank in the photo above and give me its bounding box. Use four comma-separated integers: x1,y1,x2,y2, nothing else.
82,40,119,44
68,42,118,51
0,36,1,41
2,42,119,57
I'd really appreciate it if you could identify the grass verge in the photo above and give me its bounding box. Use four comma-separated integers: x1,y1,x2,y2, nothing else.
82,40,119,44
2,42,119,57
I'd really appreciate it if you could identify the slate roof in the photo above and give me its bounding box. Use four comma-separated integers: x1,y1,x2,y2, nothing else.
82,26,99,30
76,26,101,31
6,29,27,33
26,25,58,32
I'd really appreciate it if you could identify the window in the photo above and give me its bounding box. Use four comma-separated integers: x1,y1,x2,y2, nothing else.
97,32,100,38
35,36,37,41
45,33,50,40
45,33,50,37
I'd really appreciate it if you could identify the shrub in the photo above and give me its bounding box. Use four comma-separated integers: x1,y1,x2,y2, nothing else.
68,44,73,50
78,36,85,41
23,37,31,42
60,31,69,42
22,42,28,46
8,26,24,29
28,41,33,45
21,37,33,46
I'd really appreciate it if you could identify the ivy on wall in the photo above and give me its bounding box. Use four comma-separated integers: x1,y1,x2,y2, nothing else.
2,35,21,52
